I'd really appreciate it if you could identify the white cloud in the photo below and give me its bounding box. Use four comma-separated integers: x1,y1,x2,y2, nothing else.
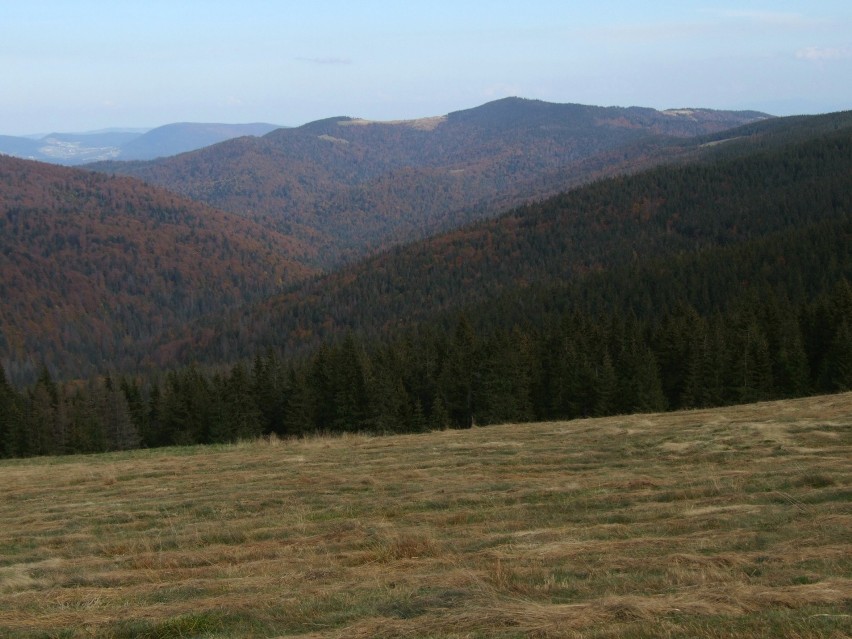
796,45,852,61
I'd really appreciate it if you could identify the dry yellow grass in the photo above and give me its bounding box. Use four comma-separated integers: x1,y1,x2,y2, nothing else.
1,393,850,638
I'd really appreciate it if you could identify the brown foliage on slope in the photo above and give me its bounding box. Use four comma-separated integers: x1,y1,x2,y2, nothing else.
0,156,316,380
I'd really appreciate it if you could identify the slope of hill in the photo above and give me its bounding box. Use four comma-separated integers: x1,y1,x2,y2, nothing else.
153,112,852,369
0,156,316,383
90,98,769,269
0,123,281,164
1,393,849,637
3,111,847,392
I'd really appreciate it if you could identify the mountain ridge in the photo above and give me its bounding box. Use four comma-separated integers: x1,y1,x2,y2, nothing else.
89,98,769,270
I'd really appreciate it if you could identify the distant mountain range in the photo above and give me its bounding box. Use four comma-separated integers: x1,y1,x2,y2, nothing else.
0,122,281,164
90,98,769,270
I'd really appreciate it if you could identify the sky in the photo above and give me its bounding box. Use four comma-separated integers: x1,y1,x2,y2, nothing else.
1,1,851,135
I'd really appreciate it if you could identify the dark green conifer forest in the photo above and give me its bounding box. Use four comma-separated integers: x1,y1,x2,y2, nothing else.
2,274,850,456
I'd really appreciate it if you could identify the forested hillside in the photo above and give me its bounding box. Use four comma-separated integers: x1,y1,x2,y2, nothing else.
2,114,849,457
2,218,848,456
155,116,852,366
0,157,316,384
91,98,767,269
0,103,779,386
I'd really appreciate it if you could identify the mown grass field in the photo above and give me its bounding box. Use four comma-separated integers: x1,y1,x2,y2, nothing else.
1,393,850,638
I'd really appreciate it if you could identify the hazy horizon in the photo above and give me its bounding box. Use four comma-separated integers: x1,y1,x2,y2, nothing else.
2,1,850,136
5,100,776,139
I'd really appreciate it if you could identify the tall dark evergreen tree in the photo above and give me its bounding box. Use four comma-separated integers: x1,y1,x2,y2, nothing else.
223,362,263,441
430,393,450,430
308,344,336,432
99,375,140,451
439,316,477,428
534,330,574,421
369,346,413,433
620,341,667,414
65,383,106,454
474,328,533,425
145,381,165,448
0,365,24,457
823,319,852,391
592,350,618,417
251,351,286,436
120,376,150,447
159,366,212,445
283,367,315,436
24,365,63,456
817,279,852,391
654,305,700,410
728,315,774,404
330,333,371,432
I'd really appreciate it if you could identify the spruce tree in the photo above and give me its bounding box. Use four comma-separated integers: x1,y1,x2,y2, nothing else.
309,345,335,432
369,347,412,433
331,334,371,432
438,316,477,428
411,398,428,433
283,367,315,436
729,318,774,404
26,366,62,455
823,320,852,391
66,383,106,454
0,365,23,457
145,382,165,448
592,350,618,417
223,362,263,441
252,350,286,436
430,393,450,430
100,374,140,451
474,329,533,425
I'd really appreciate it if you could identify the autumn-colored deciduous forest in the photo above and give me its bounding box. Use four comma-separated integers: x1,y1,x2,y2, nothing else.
0,156,315,382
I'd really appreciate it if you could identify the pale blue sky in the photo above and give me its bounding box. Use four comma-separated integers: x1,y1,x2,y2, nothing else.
1,1,851,134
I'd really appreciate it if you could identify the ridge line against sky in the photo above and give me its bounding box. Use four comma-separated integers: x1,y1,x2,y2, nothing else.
1,0,851,135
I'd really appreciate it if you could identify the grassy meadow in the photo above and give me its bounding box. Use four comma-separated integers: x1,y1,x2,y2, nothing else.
1,393,850,638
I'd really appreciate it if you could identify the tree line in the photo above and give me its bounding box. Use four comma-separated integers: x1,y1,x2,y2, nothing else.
2,277,849,458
